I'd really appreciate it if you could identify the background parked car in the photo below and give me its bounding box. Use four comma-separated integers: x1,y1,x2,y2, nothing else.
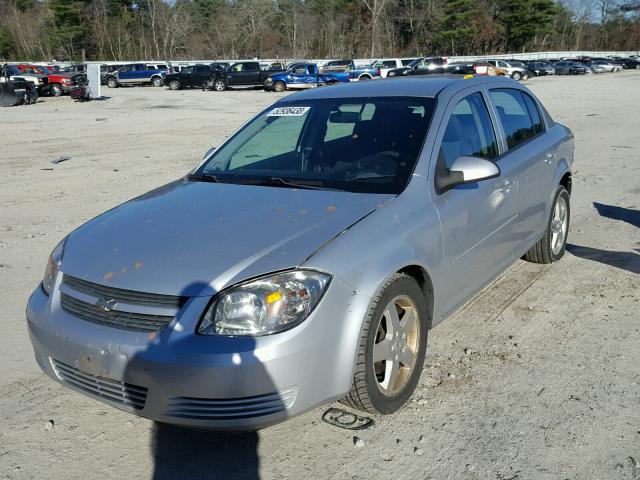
589,60,622,72
522,61,554,76
486,59,529,80
386,57,448,77
100,64,122,85
369,58,418,78
612,57,640,69
34,65,85,96
264,62,349,91
164,64,216,90
105,63,168,88
5,65,49,93
320,59,381,80
553,61,588,75
206,61,285,91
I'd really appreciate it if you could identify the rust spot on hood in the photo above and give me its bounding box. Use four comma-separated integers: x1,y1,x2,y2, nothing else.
104,272,114,281
325,205,336,213
134,261,144,270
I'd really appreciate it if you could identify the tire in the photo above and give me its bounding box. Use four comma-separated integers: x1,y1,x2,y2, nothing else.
571,69,579,75
522,72,529,81
168,80,180,91
523,186,570,264
359,75,371,81
152,76,163,87
341,273,428,414
273,81,286,92
107,77,118,88
50,84,63,97
263,79,270,90
213,79,226,91
511,71,522,81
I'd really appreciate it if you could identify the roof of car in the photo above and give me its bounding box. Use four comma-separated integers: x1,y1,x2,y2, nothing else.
285,75,518,100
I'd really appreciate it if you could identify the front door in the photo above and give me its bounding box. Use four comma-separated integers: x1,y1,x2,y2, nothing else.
429,89,521,315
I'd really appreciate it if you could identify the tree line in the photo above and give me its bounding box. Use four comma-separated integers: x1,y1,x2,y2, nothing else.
0,0,639,62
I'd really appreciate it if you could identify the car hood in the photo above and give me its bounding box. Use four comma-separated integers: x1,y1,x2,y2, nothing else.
62,179,393,297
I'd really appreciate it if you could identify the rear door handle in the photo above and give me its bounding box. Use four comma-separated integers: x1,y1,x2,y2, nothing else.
544,152,556,164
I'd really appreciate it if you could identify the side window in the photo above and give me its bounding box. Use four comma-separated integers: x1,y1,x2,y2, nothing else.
489,89,537,149
231,63,243,72
244,63,259,72
292,65,307,75
522,93,544,134
439,93,498,169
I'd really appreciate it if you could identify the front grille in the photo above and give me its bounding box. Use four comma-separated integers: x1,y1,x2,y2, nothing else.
60,275,186,333
61,293,174,332
166,388,297,420
63,275,185,308
51,359,147,409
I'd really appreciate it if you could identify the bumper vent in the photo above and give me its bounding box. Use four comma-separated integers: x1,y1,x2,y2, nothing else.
166,388,297,420
60,275,185,333
51,359,148,410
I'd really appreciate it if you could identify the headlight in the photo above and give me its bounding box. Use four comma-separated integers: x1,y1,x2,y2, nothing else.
198,270,331,336
42,237,67,295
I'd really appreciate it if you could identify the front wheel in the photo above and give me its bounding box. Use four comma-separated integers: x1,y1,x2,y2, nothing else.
511,71,522,81
107,77,118,88
272,81,286,92
168,80,180,90
50,84,63,97
523,186,570,264
213,79,226,91
341,273,428,414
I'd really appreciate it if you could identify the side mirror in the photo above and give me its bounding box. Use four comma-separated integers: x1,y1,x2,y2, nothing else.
204,147,216,160
436,156,500,193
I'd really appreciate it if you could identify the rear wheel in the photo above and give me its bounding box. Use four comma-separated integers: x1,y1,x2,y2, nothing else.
522,72,529,81
152,76,163,87
523,186,570,264
50,84,63,97
359,75,371,81
342,273,428,414
272,81,286,92
168,80,180,90
107,77,118,88
213,79,226,91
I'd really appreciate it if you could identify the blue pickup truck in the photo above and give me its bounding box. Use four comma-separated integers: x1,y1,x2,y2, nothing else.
105,63,169,88
264,63,349,92
321,59,381,81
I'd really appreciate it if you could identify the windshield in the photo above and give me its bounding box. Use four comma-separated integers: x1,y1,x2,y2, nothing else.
196,97,435,194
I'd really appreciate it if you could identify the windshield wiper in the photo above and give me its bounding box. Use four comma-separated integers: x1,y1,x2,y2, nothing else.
187,173,221,183
266,177,340,191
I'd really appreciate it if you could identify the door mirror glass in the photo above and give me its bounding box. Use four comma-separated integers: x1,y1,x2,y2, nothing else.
437,156,500,192
204,147,216,160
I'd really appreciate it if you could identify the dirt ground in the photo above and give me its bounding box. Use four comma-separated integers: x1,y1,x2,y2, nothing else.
1,73,639,480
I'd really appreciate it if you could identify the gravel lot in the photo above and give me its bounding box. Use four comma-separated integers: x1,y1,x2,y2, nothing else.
1,73,639,480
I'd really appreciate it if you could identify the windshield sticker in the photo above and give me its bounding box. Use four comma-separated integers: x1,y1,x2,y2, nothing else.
267,106,311,117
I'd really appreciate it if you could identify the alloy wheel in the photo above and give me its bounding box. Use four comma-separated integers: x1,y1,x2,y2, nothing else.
373,295,420,397
551,194,569,255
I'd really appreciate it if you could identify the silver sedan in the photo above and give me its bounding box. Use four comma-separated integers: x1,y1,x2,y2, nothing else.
27,76,574,430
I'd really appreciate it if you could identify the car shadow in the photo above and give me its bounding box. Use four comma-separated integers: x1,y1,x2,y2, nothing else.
566,244,640,275
120,281,288,480
593,202,640,229
151,424,259,480
565,202,640,274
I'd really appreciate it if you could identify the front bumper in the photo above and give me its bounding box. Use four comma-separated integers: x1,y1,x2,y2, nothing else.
26,274,370,430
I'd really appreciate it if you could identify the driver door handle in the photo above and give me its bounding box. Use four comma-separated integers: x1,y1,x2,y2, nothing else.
496,178,516,194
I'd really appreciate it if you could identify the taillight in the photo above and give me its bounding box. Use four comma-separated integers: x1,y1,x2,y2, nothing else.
376,68,381,76
473,64,478,72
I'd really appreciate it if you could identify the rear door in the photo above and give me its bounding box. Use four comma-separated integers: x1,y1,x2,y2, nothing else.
193,65,211,87
227,62,259,85
487,88,558,253
429,88,521,315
